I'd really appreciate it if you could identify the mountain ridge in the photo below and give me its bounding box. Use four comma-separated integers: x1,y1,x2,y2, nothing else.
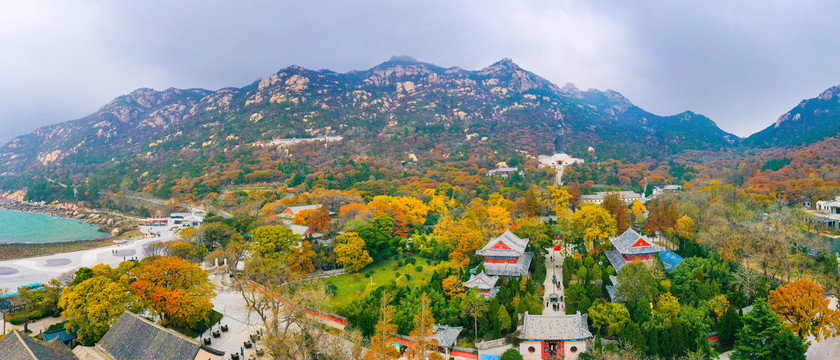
0,57,737,191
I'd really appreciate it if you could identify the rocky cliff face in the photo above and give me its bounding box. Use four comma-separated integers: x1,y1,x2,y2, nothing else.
747,84,840,147
0,58,736,186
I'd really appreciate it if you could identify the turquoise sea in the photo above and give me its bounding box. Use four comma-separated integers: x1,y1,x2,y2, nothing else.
0,208,110,244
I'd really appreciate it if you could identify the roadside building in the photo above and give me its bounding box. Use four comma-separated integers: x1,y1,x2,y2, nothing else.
475,230,533,278
517,312,592,360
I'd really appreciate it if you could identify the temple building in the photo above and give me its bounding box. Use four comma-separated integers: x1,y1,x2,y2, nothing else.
604,228,665,273
517,312,592,360
475,230,533,278
463,271,499,299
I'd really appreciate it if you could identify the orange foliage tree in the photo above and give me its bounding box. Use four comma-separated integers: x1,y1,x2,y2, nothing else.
769,279,840,341
129,256,215,329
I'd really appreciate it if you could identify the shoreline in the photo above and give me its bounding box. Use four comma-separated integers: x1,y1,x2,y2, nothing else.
0,229,144,261
0,193,138,236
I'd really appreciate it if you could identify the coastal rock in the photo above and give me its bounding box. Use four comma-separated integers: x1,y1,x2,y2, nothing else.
111,228,120,236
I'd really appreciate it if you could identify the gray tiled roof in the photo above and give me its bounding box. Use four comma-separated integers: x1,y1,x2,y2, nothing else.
483,252,533,277
97,311,224,360
0,329,78,360
518,312,593,341
476,230,529,257
286,204,321,214
606,275,623,303
464,272,499,290
609,228,664,255
434,324,463,348
604,250,628,273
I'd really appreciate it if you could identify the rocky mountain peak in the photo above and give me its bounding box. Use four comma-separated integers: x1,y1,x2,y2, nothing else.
817,85,840,101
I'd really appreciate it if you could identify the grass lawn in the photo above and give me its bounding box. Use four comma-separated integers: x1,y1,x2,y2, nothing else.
326,257,437,308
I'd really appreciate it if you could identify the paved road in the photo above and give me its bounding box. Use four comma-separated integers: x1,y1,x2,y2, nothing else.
0,225,176,290
543,247,566,314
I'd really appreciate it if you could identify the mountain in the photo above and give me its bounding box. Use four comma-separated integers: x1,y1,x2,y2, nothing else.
0,57,737,192
746,84,840,147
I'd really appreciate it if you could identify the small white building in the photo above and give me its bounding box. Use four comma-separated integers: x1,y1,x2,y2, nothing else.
139,212,204,229
463,271,499,299
537,153,584,169
580,191,642,205
487,167,524,178
517,312,592,360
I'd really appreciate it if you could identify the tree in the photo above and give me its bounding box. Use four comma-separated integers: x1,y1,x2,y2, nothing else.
408,293,439,360
768,328,807,360
718,305,742,348
289,241,317,274
366,293,400,360
129,256,215,330
461,288,490,339
732,301,784,360
588,302,631,337
59,276,139,345
571,205,617,249
236,256,335,360
193,223,234,252
307,205,334,233
335,232,373,272
630,200,646,223
498,304,512,332
602,193,631,234
619,321,645,351
768,279,840,341
442,275,465,298
251,225,301,261
617,262,659,305
501,348,524,360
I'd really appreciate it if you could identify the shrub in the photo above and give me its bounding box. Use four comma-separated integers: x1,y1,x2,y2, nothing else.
415,265,423,272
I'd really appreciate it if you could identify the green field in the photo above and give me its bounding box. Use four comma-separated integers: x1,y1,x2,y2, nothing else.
326,257,436,307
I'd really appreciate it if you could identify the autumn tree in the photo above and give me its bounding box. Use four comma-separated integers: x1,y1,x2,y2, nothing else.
602,193,631,234
129,256,215,330
236,256,335,360
571,204,617,250
289,241,317,274
408,293,439,360
630,200,646,223
644,196,679,234
307,205,334,233
769,279,840,341
335,232,373,272
442,275,465,298
59,276,140,345
366,293,400,360
192,222,234,252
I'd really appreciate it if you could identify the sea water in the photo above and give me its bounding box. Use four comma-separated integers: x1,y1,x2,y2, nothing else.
0,208,109,244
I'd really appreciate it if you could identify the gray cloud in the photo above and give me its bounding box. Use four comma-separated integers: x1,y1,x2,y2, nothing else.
1,0,839,142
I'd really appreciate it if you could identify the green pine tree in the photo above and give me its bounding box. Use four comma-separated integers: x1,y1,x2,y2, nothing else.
718,305,741,348
732,301,784,360
648,327,660,357
768,328,807,360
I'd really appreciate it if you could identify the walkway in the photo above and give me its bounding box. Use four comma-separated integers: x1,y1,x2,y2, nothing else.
0,225,176,290
543,247,565,314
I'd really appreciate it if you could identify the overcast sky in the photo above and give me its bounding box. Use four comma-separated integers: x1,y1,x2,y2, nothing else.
2,1,840,144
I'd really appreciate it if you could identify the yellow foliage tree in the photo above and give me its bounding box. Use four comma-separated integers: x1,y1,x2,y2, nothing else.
408,293,439,360
335,232,373,272
366,293,400,360
441,275,465,298
571,205,617,249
